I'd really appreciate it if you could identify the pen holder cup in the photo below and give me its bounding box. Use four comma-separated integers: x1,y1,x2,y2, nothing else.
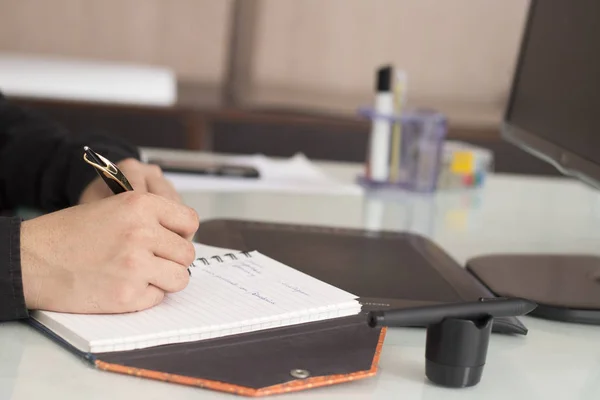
357,107,447,193
424,316,493,388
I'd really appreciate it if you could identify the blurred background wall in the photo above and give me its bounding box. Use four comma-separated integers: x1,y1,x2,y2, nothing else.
230,0,528,127
0,0,233,103
0,0,556,174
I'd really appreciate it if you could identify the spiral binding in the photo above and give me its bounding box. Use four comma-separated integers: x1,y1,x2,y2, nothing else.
190,251,253,268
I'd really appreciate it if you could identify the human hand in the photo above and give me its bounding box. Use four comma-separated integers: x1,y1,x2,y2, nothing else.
20,192,200,314
79,158,180,204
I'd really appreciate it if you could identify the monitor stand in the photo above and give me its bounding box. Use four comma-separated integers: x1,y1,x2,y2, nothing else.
466,254,600,325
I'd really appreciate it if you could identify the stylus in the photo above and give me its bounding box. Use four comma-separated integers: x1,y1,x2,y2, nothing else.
367,297,537,328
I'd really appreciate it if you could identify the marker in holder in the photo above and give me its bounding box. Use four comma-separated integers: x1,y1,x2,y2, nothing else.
358,107,447,193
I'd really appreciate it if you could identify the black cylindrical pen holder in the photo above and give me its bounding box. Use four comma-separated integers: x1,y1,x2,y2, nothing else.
424,316,493,388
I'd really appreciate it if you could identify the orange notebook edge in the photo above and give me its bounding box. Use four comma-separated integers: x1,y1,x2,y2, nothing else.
94,327,387,397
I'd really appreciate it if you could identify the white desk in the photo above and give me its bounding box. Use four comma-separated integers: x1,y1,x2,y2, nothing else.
2,150,600,400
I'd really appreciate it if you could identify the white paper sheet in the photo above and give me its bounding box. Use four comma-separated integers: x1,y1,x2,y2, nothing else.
163,153,362,195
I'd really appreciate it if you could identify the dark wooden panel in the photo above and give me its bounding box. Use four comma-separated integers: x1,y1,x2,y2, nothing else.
211,119,368,161
8,97,191,149
210,114,562,177
5,96,563,176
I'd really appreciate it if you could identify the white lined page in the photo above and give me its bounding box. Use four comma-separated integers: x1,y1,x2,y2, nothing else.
31,251,361,353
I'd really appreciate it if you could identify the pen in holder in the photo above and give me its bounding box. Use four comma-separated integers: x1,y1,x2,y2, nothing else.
357,107,447,193
367,297,537,388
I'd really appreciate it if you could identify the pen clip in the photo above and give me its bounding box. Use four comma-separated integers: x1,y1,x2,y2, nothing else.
83,147,134,193
83,152,118,175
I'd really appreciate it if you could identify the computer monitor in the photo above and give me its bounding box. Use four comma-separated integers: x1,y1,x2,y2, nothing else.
466,0,600,325
503,0,600,188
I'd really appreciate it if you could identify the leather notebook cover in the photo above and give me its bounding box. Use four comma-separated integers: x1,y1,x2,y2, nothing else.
194,218,528,335
29,312,385,397
95,315,384,396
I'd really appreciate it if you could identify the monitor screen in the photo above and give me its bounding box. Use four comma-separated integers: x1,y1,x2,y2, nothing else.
503,0,600,187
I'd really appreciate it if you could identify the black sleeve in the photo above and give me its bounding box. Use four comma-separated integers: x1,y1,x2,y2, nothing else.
0,216,27,321
0,92,141,212
0,91,141,321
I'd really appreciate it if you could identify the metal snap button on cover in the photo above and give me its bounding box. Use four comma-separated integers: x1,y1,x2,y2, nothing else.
290,369,310,379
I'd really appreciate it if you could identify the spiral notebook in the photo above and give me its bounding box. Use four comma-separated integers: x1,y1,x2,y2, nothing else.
30,247,362,354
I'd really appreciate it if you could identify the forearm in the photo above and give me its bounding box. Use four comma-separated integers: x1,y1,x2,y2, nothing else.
0,216,28,321
0,93,140,212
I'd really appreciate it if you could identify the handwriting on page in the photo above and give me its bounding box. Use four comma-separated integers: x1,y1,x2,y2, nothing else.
231,261,263,277
251,292,275,304
280,282,309,296
202,269,249,292
195,259,313,306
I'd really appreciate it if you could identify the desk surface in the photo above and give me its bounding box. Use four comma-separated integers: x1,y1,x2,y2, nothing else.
2,149,600,400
